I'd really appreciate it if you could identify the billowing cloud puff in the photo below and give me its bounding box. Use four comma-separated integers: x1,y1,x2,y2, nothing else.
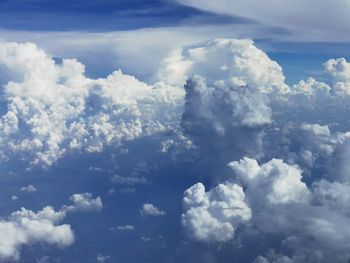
158,39,288,93
0,206,72,261
64,193,103,212
0,41,184,168
140,203,166,217
181,182,251,242
324,58,350,84
184,156,350,261
182,158,308,243
228,157,310,205
0,192,102,261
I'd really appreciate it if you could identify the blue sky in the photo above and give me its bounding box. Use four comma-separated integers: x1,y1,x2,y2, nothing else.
0,1,350,263
0,0,229,30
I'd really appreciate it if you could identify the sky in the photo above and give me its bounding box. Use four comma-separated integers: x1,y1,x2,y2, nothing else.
0,1,350,263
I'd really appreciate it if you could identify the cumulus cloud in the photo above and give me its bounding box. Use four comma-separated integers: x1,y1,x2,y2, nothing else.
228,158,310,205
182,158,350,261
182,182,251,242
180,74,271,169
2,37,350,262
0,206,72,261
174,44,350,259
158,39,288,93
0,41,184,168
140,204,166,217
64,193,103,212
0,192,102,261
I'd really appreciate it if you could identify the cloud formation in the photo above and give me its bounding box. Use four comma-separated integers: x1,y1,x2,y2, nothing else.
158,39,288,92
0,206,72,261
0,193,102,261
2,37,350,262
182,182,251,242
175,0,350,41
175,38,350,262
0,41,184,168
140,204,166,217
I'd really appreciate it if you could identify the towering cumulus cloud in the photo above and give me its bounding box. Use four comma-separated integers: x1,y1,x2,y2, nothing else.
158,39,288,93
178,39,350,262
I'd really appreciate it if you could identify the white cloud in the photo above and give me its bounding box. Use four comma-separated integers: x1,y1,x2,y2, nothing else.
140,203,166,217
0,41,184,168
182,182,251,242
64,193,103,212
0,24,283,84
0,192,103,261
158,38,288,93
0,206,73,261
20,184,37,193
228,157,310,205
2,36,350,261
183,156,350,261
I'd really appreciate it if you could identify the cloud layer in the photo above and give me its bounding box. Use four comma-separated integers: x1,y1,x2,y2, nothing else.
175,0,350,41
1,37,350,262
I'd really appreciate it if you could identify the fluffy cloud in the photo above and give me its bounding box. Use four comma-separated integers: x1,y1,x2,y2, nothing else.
182,182,251,242
0,193,102,261
64,193,103,212
0,41,184,168
173,38,350,262
2,37,350,262
228,157,310,205
183,155,350,261
158,39,288,93
140,204,166,217
0,206,72,261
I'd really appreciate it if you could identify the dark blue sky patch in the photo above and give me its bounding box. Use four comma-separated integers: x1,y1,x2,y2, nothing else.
0,0,243,31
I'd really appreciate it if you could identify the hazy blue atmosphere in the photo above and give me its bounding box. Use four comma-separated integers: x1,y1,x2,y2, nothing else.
0,1,350,262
